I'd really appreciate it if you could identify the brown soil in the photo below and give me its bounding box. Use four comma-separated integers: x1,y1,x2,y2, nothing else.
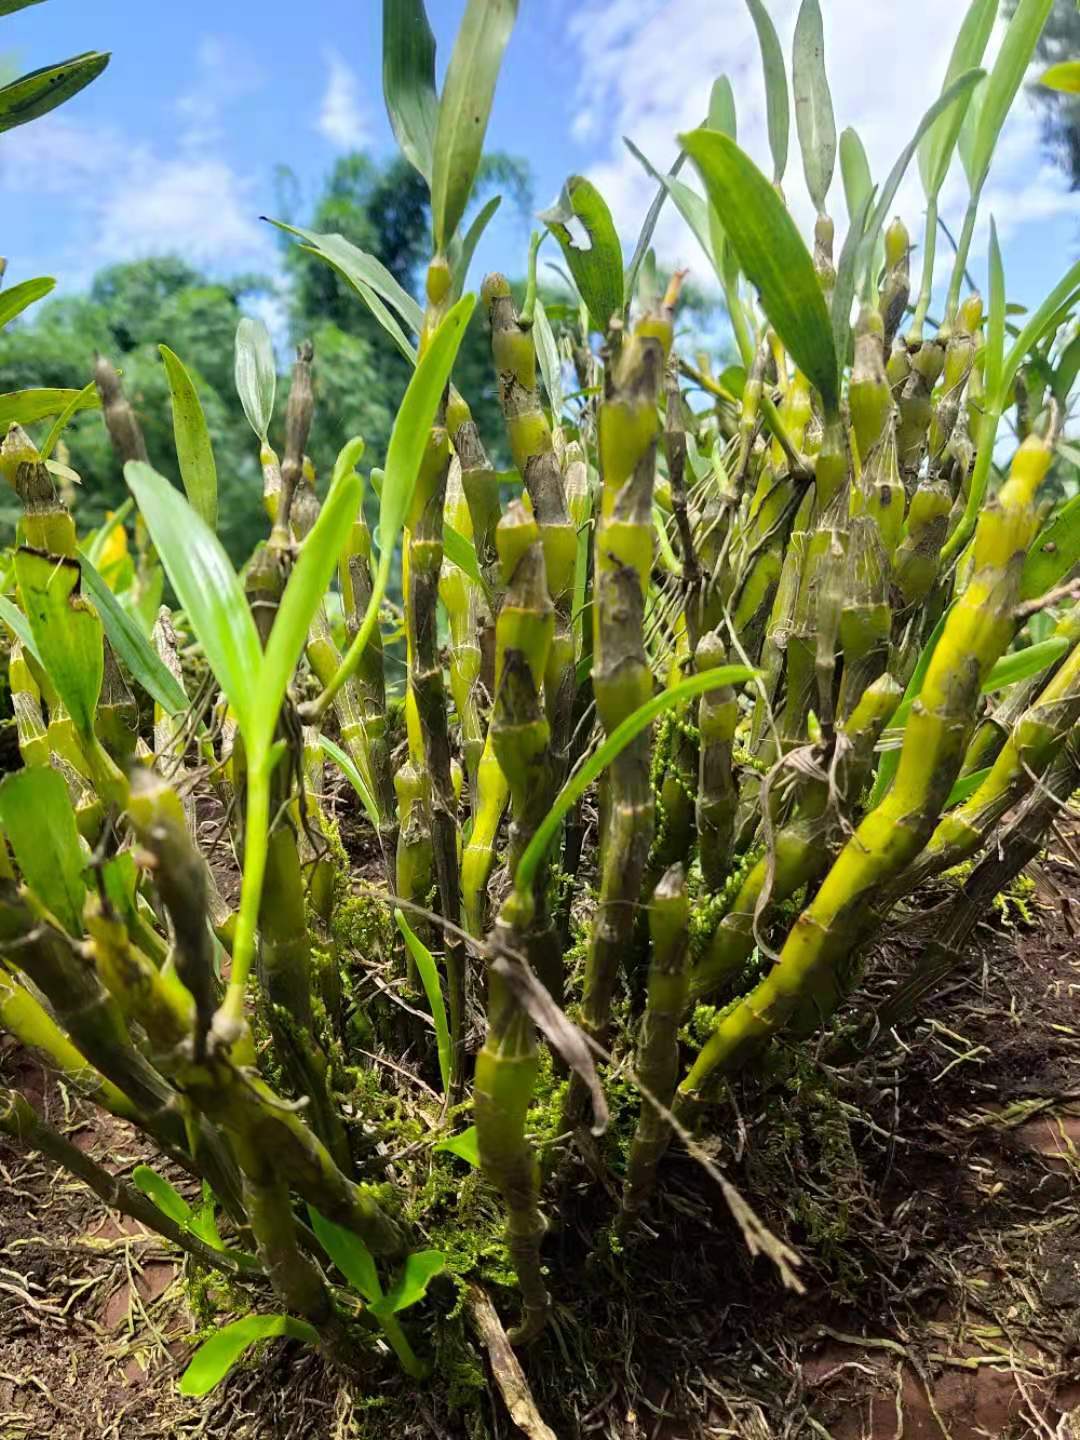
3,838,1079,1438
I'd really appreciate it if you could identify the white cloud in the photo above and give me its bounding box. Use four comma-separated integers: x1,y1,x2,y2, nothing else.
565,0,1073,286
317,52,369,150
0,34,275,284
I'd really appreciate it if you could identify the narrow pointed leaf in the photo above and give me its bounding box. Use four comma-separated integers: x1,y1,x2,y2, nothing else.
160,346,217,532
124,462,261,744
382,0,438,183
0,594,40,664
862,69,985,273
14,549,102,739
745,0,789,182
434,1126,481,1166
0,767,86,936
832,187,873,371
334,295,476,699
430,0,518,253
0,52,110,134
132,1164,192,1226
374,1250,446,1317
178,1315,318,1397
625,143,715,269
0,387,100,430
0,1,47,13
452,194,501,299
792,0,835,213
270,222,423,337
839,127,872,226
319,735,381,831
999,258,1080,404
985,218,1006,405
395,910,452,1096
1021,494,1080,601
0,277,55,331
79,553,189,716
681,128,839,416
918,0,998,200
297,244,418,365
309,1208,380,1304
539,176,623,336
968,0,1053,190
957,75,987,189
624,149,688,305
253,471,362,757
1040,61,1080,95
41,382,97,460
514,663,755,902
532,297,563,422
234,317,276,444
708,75,737,140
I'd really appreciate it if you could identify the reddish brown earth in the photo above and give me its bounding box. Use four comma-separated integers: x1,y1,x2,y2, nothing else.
2,849,1079,1438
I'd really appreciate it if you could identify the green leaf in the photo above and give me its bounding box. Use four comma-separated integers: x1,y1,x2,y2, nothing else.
271,222,423,338
332,296,476,707
309,1207,380,1304
745,0,789,182
1040,60,1080,95
999,258,1080,405
178,1315,318,1397
981,636,1068,693
917,0,998,200
373,1250,446,1318
233,318,276,445
968,0,1053,190
707,75,737,141
831,187,873,372
0,277,55,331
1052,329,1080,405
839,127,873,226
395,910,452,1097
623,149,688,307
0,387,100,430
160,346,217,532
0,2,47,14
792,0,836,213
189,1186,223,1250
319,734,381,831
443,521,491,612
862,70,985,280
1022,493,1080,601
0,593,40,664
539,176,624,337
957,75,987,190
451,194,501,299
252,471,362,758
382,0,438,183
985,217,1006,405
531,297,563,423
14,549,102,739
430,0,518,252
514,663,755,903
41,382,98,461
125,462,261,744
0,51,110,134
79,553,189,717
681,128,839,417
0,766,86,936
132,1164,192,1226
946,766,991,808
434,1126,481,1167
625,143,715,269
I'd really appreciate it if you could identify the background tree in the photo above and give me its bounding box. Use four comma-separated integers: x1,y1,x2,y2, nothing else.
1007,0,1080,188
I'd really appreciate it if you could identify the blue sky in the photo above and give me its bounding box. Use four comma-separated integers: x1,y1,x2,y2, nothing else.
0,0,1075,328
